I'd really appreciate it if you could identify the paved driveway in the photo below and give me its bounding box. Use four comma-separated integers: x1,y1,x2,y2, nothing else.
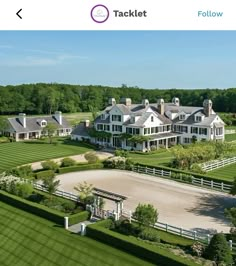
57,169,235,233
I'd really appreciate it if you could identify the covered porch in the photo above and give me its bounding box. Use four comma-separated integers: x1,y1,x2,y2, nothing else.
144,133,181,151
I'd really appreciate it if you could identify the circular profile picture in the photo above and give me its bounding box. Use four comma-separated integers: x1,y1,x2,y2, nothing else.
91,4,109,23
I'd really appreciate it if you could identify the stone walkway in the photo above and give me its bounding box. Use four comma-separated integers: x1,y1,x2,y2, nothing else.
68,217,100,233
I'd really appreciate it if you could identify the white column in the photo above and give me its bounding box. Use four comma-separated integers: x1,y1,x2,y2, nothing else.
64,217,69,230
80,223,86,236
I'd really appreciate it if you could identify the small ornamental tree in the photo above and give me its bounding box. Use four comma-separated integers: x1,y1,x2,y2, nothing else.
17,183,33,199
42,123,57,144
133,203,158,228
42,173,60,200
204,233,232,265
74,181,94,205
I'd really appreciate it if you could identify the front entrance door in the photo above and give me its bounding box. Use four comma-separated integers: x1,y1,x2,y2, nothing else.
112,136,121,147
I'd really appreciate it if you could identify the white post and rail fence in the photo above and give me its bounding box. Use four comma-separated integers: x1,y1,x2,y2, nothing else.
131,165,232,193
201,156,236,172
24,179,236,252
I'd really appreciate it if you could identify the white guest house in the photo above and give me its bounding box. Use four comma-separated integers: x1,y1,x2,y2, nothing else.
4,111,72,141
71,97,225,152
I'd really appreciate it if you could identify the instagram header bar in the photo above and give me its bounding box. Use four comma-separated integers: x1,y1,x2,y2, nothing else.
0,0,235,30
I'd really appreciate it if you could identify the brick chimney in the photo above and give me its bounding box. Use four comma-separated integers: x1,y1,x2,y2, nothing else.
172,97,180,106
157,99,165,115
108,98,116,106
19,113,26,128
84,120,90,127
54,111,62,125
120,97,132,106
142,99,149,107
203,99,213,117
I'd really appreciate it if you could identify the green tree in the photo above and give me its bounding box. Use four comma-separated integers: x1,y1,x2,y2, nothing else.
41,160,59,172
42,173,60,200
60,157,76,167
17,183,33,198
132,203,158,228
229,177,236,196
0,117,8,135
204,233,232,265
74,181,94,204
42,123,58,144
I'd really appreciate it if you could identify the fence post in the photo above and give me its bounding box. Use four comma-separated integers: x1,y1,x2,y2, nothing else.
161,170,164,176
64,217,69,230
211,180,214,189
180,227,183,237
153,168,155,175
129,210,132,223
137,165,139,172
165,223,168,232
201,178,203,186
193,231,197,240
169,171,171,177
229,240,233,251
221,182,224,191
81,223,86,236
145,166,148,173
207,234,211,244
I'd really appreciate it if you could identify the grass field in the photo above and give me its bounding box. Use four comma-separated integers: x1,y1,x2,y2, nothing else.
208,163,236,182
0,140,93,172
225,133,236,142
128,149,173,167
0,201,152,266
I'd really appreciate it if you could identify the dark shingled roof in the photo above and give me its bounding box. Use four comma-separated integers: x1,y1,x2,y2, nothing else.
8,115,71,133
71,123,90,137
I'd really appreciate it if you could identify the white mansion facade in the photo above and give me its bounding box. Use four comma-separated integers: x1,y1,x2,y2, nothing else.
71,97,225,152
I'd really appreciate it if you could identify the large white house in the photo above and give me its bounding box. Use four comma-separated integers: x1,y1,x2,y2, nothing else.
3,111,72,141
71,97,225,151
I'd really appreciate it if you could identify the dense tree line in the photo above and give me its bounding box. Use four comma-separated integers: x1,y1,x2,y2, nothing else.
0,83,235,115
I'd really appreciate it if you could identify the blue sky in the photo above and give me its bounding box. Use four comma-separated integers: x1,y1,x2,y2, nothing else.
0,31,236,89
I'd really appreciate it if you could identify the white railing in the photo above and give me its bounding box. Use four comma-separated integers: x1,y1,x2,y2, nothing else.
132,165,232,193
201,156,236,172
225,129,236,134
31,181,79,202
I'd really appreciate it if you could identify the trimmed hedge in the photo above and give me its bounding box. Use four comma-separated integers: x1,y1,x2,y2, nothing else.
86,221,200,266
0,190,90,226
35,170,55,179
136,163,233,185
69,211,90,226
0,190,65,225
57,163,104,174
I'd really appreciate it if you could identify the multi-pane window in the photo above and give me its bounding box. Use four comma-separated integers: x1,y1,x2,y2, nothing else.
151,116,154,122
195,116,202,122
199,128,207,135
179,114,185,120
216,128,223,135
112,115,121,122
184,138,191,144
97,124,103,130
191,127,198,134
112,125,122,132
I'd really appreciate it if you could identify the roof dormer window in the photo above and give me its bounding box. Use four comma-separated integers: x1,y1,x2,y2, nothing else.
179,114,185,120
195,116,202,122
41,120,47,127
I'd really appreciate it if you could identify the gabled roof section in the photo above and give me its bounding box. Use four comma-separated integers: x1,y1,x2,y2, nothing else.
7,116,71,133
71,123,90,137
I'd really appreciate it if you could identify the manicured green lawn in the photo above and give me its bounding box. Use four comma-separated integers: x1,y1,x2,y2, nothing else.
0,140,93,172
0,201,152,266
208,163,236,182
225,133,236,142
128,150,173,167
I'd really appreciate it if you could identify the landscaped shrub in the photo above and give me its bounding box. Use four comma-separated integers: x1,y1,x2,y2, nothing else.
68,211,90,226
0,190,65,225
41,160,59,172
203,233,232,265
190,242,205,257
35,170,55,180
84,152,99,164
17,182,34,199
7,165,33,179
60,157,76,168
86,222,199,266
115,149,128,158
57,163,103,174
62,201,76,213
138,228,160,242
